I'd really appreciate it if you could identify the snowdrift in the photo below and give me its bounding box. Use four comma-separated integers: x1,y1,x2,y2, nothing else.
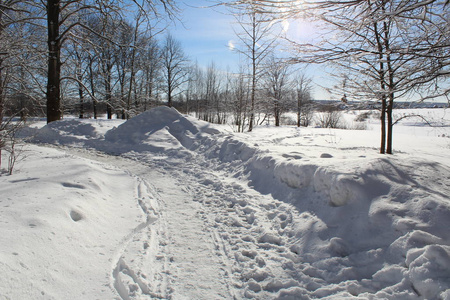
6,106,450,299
0,146,151,299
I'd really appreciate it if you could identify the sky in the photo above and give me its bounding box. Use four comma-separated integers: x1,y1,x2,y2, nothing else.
167,0,334,100
161,1,448,103
168,1,240,70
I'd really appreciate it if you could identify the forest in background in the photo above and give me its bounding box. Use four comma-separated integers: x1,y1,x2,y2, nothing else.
0,0,448,153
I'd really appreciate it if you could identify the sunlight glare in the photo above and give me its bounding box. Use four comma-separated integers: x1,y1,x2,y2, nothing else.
228,40,235,51
282,19,290,33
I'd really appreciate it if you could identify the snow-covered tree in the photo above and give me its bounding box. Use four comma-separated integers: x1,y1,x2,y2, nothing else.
223,0,448,153
301,0,449,153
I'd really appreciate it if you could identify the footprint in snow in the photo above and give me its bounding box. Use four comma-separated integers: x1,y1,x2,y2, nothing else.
62,182,86,189
70,210,83,222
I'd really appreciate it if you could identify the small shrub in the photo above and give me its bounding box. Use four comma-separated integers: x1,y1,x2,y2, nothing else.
350,122,367,130
316,110,344,129
355,111,371,122
280,115,297,126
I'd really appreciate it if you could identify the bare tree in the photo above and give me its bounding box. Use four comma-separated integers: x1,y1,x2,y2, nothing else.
223,0,448,153
231,69,250,132
87,14,119,119
262,55,292,126
287,0,449,153
161,33,188,108
203,61,223,122
295,73,313,127
137,35,162,112
44,0,177,123
231,1,280,131
316,105,343,129
1,1,45,166
185,61,204,116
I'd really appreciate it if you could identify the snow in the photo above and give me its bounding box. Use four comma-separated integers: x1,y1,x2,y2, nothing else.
1,106,450,299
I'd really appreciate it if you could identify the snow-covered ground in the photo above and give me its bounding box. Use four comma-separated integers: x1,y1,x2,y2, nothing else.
1,106,449,299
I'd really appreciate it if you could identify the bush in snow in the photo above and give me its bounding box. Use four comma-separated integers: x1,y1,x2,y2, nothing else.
315,106,345,129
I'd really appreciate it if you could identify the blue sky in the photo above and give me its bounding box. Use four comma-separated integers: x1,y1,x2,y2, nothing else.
164,1,448,103
167,0,333,99
168,1,237,70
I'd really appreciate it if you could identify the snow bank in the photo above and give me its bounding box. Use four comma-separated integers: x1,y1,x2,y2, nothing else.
0,145,152,299
25,118,123,146
210,133,450,298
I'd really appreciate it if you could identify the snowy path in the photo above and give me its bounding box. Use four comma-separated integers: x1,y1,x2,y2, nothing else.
69,145,308,299
45,123,450,299
126,164,235,299
69,150,237,299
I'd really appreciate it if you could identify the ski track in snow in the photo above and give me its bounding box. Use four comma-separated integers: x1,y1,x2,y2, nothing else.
110,176,162,300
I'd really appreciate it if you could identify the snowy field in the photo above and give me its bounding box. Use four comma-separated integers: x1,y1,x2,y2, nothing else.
1,106,449,299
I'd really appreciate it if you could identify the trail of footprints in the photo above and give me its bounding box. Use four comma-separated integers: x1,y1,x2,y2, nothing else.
111,177,172,299
178,160,302,298
109,154,306,299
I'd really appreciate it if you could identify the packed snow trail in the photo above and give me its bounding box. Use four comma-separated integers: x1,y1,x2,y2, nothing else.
67,149,237,299
120,161,236,299
70,147,392,299
71,146,308,299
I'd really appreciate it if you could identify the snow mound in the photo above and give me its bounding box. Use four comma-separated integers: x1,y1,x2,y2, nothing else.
24,118,123,146
196,128,450,298
102,106,219,155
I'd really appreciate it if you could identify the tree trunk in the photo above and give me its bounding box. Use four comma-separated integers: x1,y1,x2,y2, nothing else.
0,58,4,123
0,58,3,171
126,19,139,119
77,67,84,119
373,17,387,154
384,17,394,154
78,84,84,119
274,102,280,126
248,11,257,132
386,94,394,154
249,51,256,132
105,73,112,119
167,76,173,107
88,59,97,119
380,97,386,154
46,0,62,123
